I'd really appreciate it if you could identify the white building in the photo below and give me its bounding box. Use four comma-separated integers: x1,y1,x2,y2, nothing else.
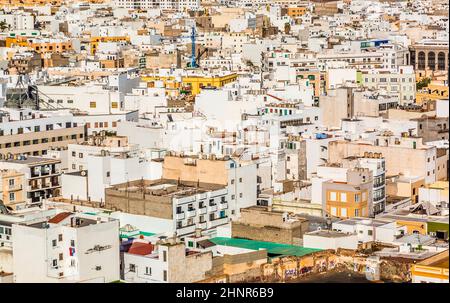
12,212,120,283
303,230,359,250
123,237,212,283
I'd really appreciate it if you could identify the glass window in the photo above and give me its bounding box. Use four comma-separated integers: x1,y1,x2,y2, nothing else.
329,192,337,201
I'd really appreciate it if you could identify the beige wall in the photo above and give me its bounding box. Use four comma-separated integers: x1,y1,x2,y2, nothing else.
329,141,436,184
162,156,228,185
0,126,85,156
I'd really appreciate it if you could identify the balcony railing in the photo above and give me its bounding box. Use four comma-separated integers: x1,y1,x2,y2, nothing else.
175,212,185,220
187,209,196,217
8,184,23,191
219,202,228,210
207,204,218,212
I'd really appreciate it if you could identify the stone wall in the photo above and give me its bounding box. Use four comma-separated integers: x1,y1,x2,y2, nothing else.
232,222,302,245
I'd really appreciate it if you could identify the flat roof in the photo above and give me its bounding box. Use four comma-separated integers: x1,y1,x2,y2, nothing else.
210,237,322,257
0,156,59,166
306,230,353,238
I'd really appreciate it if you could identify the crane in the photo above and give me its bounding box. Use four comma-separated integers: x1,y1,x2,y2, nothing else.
160,25,207,68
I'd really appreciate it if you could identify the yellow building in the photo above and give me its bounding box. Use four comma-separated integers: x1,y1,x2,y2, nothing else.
1,170,26,211
90,36,130,54
416,84,449,104
411,250,449,283
141,73,238,96
181,73,238,96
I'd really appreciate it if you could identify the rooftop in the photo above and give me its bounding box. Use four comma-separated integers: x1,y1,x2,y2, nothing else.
210,237,322,257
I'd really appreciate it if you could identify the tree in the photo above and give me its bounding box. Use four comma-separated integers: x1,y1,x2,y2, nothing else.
416,77,431,90
0,21,8,32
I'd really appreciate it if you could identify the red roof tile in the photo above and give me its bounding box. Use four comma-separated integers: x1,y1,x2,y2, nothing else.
128,242,154,256
48,212,72,224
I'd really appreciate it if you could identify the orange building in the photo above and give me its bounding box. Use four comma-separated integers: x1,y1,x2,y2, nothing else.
287,7,307,18
323,168,373,218
6,37,72,53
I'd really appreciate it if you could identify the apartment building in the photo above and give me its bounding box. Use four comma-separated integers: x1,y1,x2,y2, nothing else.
328,136,439,185
0,109,86,157
0,169,26,211
0,156,62,208
341,153,387,215
105,179,229,237
67,133,139,172
313,165,373,219
162,153,257,218
12,212,120,283
361,66,416,104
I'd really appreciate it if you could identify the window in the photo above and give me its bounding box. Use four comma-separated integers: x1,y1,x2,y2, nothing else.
239,178,243,183
145,267,151,276
355,209,359,217
355,194,360,203
368,230,373,236
129,264,136,272
106,172,110,177
52,259,58,267
90,102,96,108
58,234,63,242
188,241,194,248
72,164,76,170
231,179,235,185
341,208,347,217
231,195,235,200
340,193,347,202
9,193,15,201
239,193,243,198
52,239,57,247
329,192,337,201
70,240,75,247
163,251,167,262
79,153,83,158
331,207,337,216
163,270,167,282
59,253,63,261
111,102,118,109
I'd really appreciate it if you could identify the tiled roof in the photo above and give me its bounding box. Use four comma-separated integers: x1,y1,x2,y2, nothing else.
48,212,72,224
128,242,154,256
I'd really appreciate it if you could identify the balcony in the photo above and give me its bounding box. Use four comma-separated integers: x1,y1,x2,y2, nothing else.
198,207,207,215
197,222,207,229
8,184,23,191
177,224,197,236
187,209,196,217
175,212,185,220
207,204,218,212
219,202,228,210
207,217,228,228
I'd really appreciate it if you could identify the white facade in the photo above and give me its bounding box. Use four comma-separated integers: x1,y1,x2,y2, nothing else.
12,214,120,283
